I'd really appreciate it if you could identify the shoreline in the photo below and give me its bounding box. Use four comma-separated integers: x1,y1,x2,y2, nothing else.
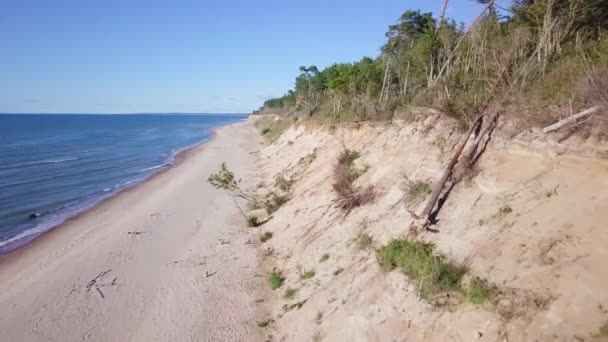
0,119,267,341
0,119,238,257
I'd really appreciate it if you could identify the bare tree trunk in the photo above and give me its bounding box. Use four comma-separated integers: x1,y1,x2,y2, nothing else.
419,114,483,220
439,0,449,26
380,56,391,104
431,0,496,87
542,106,600,133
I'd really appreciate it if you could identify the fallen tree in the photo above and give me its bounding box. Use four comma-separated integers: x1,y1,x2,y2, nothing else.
542,106,600,133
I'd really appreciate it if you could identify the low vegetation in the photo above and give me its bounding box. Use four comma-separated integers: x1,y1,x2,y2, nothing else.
599,320,608,337
283,300,307,312
254,116,292,143
269,270,284,290
264,193,289,214
257,319,272,328
209,163,289,224
377,238,468,298
260,232,273,243
208,163,253,203
300,269,316,280
298,149,318,169
406,180,432,201
467,277,498,304
274,174,292,192
283,287,297,300
356,232,374,250
319,253,330,263
315,311,323,324
333,149,375,214
337,149,362,181
247,216,260,228
499,204,513,215
333,267,344,276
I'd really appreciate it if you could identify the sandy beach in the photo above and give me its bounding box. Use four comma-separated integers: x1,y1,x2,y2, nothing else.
0,121,266,341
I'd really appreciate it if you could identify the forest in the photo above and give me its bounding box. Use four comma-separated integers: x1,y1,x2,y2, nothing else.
258,0,608,131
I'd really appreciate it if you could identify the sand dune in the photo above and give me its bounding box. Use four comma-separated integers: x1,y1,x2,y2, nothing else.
0,121,266,342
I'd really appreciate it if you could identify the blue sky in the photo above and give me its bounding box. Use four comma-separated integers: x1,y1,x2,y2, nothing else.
0,0,502,114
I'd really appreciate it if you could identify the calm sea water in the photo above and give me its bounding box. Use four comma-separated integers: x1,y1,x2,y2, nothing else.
0,113,246,254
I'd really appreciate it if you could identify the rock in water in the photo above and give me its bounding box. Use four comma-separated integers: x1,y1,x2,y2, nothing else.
28,212,41,219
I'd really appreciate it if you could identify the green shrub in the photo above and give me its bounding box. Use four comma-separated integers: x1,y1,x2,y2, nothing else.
377,239,468,298
269,271,284,290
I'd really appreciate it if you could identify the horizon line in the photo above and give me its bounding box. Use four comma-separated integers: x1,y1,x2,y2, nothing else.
0,112,250,115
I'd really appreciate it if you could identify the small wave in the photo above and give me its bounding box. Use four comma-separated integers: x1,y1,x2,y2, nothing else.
138,163,169,173
44,157,79,163
0,157,79,170
0,225,49,250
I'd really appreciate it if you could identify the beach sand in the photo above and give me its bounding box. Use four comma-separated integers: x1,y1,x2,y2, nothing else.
0,121,266,341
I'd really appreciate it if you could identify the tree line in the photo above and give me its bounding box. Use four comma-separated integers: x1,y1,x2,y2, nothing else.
258,0,608,128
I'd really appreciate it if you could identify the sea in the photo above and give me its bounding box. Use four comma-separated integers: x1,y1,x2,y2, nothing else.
0,113,247,254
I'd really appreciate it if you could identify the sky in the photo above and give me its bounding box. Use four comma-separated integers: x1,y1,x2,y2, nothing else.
0,0,505,114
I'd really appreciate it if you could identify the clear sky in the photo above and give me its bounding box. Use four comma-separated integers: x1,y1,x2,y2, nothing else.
0,0,500,114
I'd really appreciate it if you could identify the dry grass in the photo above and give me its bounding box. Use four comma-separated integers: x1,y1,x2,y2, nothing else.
254,115,293,143
579,65,608,110
332,161,375,214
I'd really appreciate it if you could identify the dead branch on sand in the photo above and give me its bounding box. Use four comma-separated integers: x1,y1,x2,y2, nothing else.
542,106,600,133
418,112,499,227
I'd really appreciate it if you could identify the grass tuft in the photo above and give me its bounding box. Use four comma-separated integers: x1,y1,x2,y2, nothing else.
255,116,292,143
315,311,323,324
263,193,289,214
247,216,260,227
300,269,316,280
283,287,297,300
499,204,513,215
377,239,468,298
332,150,375,214
407,180,432,201
599,320,608,337
467,277,498,304
269,271,284,290
257,319,272,328
260,232,273,243
319,253,330,263
356,233,373,250
333,267,344,276
338,149,361,177
283,300,307,312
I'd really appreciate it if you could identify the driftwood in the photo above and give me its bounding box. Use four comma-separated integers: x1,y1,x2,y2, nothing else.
542,106,600,133
461,112,499,167
419,115,484,220
418,112,499,226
